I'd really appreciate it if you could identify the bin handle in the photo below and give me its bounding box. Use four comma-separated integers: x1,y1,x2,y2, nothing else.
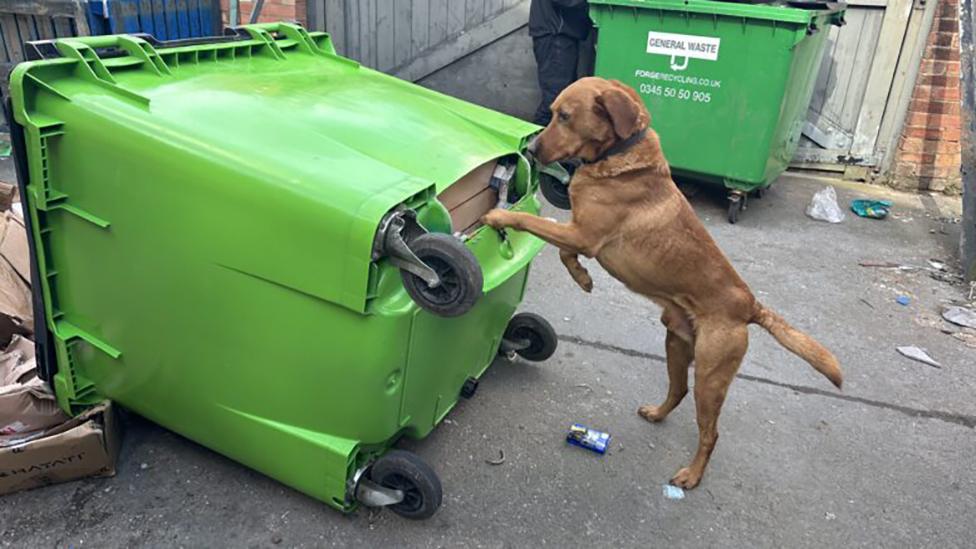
58,35,132,50
57,35,171,77
236,22,338,57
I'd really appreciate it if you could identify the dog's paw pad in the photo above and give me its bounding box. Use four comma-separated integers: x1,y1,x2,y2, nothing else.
637,405,666,423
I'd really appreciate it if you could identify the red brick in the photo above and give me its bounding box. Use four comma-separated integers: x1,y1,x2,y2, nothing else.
899,138,961,159
934,152,961,167
896,151,959,167
935,17,958,32
939,1,959,18
911,85,961,102
897,152,937,165
903,127,941,140
918,73,952,86
927,46,961,62
935,141,962,153
920,60,961,76
914,164,960,179
259,4,298,19
899,137,927,153
903,125,961,141
909,98,961,115
905,111,961,129
932,32,955,48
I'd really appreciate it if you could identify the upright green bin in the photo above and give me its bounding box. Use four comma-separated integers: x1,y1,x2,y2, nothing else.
590,0,845,222
5,23,557,519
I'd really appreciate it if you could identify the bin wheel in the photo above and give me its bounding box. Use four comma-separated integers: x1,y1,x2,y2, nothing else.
754,186,767,200
539,173,572,210
369,450,443,520
727,196,742,224
503,312,558,361
401,233,483,317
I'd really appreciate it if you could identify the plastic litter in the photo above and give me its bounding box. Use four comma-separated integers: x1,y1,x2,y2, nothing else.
896,296,911,306
663,484,686,500
851,199,892,219
942,306,976,329
896,346,942,369
806,186,845,223
566,424,611,454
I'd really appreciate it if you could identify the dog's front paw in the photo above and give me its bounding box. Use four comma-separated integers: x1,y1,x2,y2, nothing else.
670,467,702,490
637,405,666,423
481,209,511,230
574,270,594,293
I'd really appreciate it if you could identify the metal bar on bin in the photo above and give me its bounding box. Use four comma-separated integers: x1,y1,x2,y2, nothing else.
962,0,976,281
249,0,265,24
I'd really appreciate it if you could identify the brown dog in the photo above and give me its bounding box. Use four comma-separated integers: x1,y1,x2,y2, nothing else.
482,77,842,489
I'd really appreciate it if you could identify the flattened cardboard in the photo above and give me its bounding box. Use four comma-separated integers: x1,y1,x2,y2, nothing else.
4,334,34,361
0,251,31,341
0,402,119,496
0,182,15,212
0,341,68,444
0,211,29,285
438,159,499,234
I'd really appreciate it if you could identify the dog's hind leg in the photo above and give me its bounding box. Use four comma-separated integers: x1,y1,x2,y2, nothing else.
671,320,748,490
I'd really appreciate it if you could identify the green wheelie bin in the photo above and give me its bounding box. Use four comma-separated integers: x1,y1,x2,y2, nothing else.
5,23,558,519
589,0,845,223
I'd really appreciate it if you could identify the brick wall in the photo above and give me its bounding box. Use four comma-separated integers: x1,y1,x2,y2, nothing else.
891,0,962,194
219,0,305,26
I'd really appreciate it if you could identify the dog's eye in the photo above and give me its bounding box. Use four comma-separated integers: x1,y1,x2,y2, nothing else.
557,111,570,123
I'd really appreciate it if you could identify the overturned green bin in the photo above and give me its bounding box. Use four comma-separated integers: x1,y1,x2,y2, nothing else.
5,23,558,519
590,0,845,223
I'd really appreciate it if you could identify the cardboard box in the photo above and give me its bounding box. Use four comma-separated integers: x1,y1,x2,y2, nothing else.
0,335,68,444
0,181,16,212
0,211,30,285
0,210,32,346
0,401,119,496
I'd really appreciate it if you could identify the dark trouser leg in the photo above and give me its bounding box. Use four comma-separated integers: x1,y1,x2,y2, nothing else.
532,34,580,126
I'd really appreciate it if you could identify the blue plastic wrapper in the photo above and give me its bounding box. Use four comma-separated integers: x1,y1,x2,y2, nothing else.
566,424,611,454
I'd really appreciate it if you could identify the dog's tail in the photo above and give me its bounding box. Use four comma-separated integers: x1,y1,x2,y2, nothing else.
752,303,843,389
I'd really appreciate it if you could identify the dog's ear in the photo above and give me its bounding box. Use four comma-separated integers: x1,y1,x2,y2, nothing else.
596,85,643,139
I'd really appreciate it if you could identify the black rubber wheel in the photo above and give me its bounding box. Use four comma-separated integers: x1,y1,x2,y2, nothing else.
503,312,558,361
727,198,741,224
369,450,443,520
539,172,572,210
400,233,483,317
754,186,767,199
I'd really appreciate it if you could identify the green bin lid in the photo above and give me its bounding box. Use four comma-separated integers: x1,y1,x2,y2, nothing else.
590,0,846,25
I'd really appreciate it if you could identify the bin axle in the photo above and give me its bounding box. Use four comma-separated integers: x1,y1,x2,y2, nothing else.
372,209,441,288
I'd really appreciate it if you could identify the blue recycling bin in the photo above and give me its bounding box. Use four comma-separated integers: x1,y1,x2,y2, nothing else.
86,0,218,40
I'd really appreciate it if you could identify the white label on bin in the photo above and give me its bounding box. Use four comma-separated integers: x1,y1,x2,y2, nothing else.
646,31,720,70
